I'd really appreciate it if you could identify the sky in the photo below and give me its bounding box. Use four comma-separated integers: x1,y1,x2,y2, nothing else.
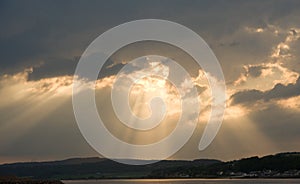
1,0,300,164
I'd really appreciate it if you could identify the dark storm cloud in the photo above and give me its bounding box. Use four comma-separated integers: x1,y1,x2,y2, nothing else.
1,0,300,81
231,77,300,105
0,0,144,74
0,0,214,79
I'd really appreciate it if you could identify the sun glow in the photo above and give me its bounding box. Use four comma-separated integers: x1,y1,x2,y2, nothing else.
129,76,181,119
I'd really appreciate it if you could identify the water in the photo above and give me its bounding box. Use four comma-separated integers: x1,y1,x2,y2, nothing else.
64,179,300,184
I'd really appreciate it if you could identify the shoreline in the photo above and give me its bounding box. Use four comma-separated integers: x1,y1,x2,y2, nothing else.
61,176,300,180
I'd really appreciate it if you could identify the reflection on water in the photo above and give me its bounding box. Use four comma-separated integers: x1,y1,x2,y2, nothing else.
64,179,300,184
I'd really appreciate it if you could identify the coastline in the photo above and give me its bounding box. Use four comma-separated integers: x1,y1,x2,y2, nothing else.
0,176,63,184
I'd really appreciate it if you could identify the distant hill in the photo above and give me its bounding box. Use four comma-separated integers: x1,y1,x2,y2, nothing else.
149,152,300,178
0,152,299,179
0,157,220,179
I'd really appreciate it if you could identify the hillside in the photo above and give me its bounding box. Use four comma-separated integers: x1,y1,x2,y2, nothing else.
0,152,299,179
149,152,300,178
0,158,219,179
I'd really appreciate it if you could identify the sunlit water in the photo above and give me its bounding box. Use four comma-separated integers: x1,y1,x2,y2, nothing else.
64,179,300,184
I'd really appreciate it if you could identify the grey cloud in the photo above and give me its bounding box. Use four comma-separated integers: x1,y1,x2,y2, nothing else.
28,57,78,81
231,89,264,105
1,0,300,82
231,77,300,105
195,85,207,95
290,29,297,36
281,32,300,73
1,0,207,78
27,56,123,81
249,104,300,147
0,0,144,74
103,41,202,78
219,41,240,47
247,65,267,78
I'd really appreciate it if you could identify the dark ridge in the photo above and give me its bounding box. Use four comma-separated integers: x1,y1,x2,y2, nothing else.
0,152,299,179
